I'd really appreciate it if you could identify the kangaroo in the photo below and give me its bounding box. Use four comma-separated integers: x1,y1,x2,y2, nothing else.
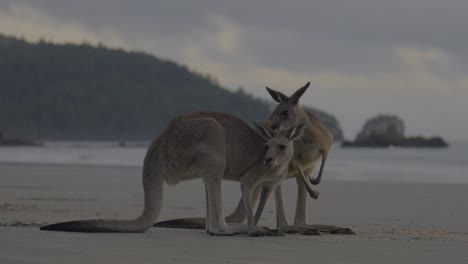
155,83,355,235
40,111,305,236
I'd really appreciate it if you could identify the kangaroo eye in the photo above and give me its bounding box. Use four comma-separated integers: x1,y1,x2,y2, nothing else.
282,111,290,118
278,145,286,151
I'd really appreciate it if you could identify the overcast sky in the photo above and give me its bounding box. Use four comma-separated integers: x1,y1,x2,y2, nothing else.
1,0,467,141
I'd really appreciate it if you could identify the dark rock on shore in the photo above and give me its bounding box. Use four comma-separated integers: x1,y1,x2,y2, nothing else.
342,138,391,148
0,131,42,146
342,114,448,148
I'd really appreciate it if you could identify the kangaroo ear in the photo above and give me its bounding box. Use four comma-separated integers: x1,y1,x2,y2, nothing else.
266,87,288,103
288,120,307,141
253,121,273,140
289,82,310,104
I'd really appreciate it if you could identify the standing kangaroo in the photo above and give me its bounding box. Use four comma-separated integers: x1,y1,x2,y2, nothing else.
40,111,305,236
156,83,354,235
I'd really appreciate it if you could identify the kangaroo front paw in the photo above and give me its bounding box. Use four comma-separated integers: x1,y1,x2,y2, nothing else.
310,177,320,185
307,190,319,199
312,191,319,199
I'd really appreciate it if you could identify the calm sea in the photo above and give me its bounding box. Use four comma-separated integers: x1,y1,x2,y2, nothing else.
0,142,466,184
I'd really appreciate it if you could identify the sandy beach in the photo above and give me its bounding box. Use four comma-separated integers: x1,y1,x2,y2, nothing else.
1,161,468,263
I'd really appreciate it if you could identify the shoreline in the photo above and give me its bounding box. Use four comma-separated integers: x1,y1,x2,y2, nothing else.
1,157,467,185
0,160,142,170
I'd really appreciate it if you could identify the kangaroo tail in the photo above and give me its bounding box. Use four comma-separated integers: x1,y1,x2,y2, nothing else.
40,218,153,233
154,217,206,229
310,149,328,185
41,141,164,233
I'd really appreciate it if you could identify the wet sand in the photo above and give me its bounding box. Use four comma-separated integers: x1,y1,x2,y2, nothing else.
1,162,467,263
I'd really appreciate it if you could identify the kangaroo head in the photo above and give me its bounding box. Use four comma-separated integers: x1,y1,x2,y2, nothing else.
266,82,310,132
253,121,306,169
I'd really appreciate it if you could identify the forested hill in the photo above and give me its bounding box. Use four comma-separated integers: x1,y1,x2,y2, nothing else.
0,34,343,141
0,35,272,140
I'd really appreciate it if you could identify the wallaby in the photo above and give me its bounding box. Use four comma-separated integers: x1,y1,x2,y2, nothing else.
155,83,354,235
40,111,305,236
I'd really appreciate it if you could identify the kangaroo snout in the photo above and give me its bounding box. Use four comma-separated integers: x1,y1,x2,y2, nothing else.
264,157,273,167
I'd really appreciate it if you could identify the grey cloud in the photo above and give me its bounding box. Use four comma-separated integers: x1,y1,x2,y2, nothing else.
6,0,215,35
8,0,468,51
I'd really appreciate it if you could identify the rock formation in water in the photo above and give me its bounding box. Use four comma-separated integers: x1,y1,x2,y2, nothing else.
342,114,448,148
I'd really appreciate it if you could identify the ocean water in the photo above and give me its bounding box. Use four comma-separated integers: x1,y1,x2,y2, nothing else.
0,142,466,184
327,143,468,184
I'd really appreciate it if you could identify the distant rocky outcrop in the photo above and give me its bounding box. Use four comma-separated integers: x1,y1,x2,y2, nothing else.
342,114,448,148
356,115,404,144
0,131,41,146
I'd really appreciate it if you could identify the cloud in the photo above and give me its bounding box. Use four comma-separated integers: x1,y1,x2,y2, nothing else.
211,15,240,55
176,14,243,85
0,2,125,47
245,46,468,95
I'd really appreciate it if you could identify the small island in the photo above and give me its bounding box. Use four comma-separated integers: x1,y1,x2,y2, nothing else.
0,131,42,146
342,114,448,148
